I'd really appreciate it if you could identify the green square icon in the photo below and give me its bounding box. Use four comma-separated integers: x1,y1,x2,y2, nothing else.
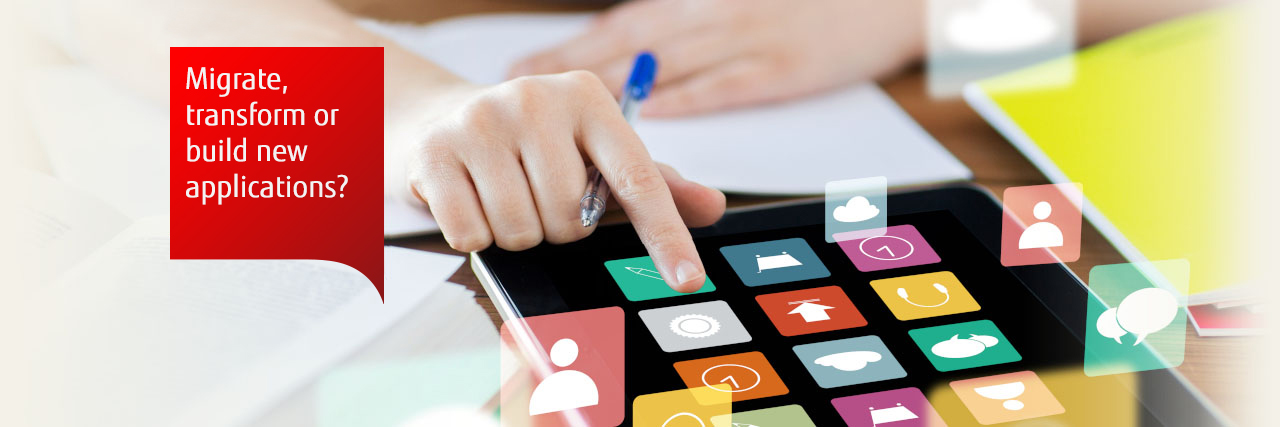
1084,260,1188,377
908,320,1021,372
605,256,714,301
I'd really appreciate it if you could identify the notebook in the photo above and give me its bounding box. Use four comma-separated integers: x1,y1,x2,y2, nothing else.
964,7,1247,295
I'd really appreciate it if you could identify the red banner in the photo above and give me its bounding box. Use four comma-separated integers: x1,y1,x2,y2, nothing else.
170,47,385,298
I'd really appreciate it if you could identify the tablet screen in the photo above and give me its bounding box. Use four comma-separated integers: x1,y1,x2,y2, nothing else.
509,209,1156,426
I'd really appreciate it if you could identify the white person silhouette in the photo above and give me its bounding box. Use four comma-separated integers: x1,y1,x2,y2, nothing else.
528,338,600,415
1018,201,1064,249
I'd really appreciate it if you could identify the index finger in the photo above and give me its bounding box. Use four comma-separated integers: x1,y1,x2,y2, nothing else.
575,89,706,293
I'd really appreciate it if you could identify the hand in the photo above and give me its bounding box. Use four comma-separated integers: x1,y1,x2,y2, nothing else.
405,71,726,292
510,0,924,117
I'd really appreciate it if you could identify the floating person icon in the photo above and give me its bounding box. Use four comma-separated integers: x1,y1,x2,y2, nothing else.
1018,201,1064,249
528,338,599,416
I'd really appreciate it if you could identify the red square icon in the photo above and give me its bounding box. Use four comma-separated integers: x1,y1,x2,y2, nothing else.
1001,183,1083,267
500,307,625,427
755,286,867,336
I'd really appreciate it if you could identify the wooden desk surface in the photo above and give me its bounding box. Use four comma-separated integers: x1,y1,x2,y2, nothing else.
353,0,1256,422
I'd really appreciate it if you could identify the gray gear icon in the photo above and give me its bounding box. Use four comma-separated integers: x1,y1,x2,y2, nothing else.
670,314,720,338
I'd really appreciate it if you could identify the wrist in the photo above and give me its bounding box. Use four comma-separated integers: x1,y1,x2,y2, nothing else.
384,48,481,126
383,67,483,207
893,0,929,67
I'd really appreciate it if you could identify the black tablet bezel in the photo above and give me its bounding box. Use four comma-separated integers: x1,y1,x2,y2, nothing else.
472,183,1227,426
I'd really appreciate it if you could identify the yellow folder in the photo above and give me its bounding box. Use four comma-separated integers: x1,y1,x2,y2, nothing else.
965,7,1249,294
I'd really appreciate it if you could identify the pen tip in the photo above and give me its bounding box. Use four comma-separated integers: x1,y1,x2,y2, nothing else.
582,218,592,227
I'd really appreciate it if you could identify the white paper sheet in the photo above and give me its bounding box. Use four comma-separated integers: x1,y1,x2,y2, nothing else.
1,168,132,288
363,13,972,196
22,66,169,219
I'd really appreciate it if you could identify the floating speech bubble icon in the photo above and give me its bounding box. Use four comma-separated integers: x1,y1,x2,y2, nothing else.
1116,288,1178,345
1096,288,1179,345
1095,307,1126,344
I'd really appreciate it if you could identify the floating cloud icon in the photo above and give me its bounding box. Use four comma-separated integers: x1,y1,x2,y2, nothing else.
1096,287,1178,345
814,350,882,372
833,196,880,223
946,0,1058,53
931,334,999,359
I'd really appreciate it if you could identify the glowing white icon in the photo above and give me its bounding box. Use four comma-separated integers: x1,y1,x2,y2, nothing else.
670,314,721,339
624,266,663,281
931,334,999,358
973,381,1028,410
815,350,883,372
946,0,1058,53
755,252,802,272
870,403,919,424
528,338,599,415
788,299,835,322
859,235,915,261
833,196,881,223
1018,201,1065,249
897,283,951,308
1096,287,1179,345
660,413,706,427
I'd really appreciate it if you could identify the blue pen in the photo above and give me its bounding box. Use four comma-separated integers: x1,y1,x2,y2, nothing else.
580,52,657,227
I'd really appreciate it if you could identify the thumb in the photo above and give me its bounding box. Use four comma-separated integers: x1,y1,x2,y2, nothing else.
656,163,726,228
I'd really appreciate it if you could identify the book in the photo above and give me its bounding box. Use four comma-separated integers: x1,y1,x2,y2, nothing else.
1,169,494,427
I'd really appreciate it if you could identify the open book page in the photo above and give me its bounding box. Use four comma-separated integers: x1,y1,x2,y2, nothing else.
175,246,469,427
7,217,465,427
22,66,168,218
256,283,500,427
0,168,131,290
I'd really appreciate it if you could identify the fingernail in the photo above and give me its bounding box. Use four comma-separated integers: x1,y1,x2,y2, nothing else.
674,260,704,292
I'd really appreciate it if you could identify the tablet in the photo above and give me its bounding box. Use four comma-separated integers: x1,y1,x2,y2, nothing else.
473,184,1225,426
